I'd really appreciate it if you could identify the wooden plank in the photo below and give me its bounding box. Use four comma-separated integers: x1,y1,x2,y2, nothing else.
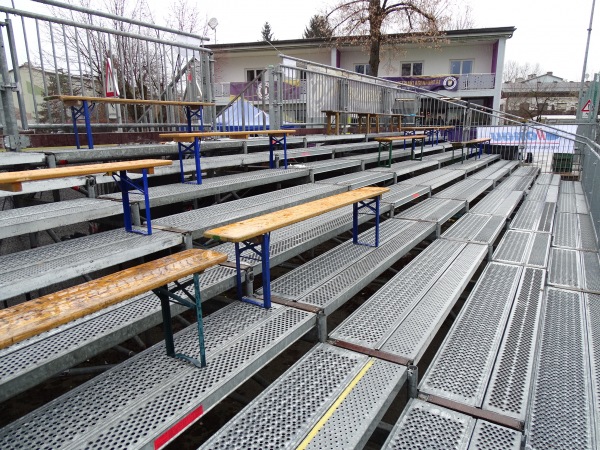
401,126,455,131
0,249,227,350
374,134,428,142
0,159,172,189
159,129,296,141
204,186,389,242
45,95,214,107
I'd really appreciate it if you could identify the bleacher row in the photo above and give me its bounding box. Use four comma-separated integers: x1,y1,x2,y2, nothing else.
0,133,597,449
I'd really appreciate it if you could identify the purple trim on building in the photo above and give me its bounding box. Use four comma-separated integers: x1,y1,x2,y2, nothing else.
491,40,498,74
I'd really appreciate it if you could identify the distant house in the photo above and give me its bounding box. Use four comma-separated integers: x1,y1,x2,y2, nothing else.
501,71,584,120
208,26,515,115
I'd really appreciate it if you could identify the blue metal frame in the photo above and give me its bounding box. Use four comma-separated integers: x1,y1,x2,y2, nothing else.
113,169,153,235
154,272,207,368
269,135,288,169
234,233,272,308
70,100,95,149
177,138,203,184
352,197,381,247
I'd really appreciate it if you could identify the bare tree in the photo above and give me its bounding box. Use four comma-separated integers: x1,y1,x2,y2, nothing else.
325,0,459,76
261,22,274,41
503,60,542,83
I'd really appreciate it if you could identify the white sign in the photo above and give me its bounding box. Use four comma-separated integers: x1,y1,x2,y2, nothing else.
104,57,120,97
477,125,577,153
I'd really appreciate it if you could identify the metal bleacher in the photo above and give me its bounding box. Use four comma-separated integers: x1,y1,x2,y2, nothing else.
4,126,598,449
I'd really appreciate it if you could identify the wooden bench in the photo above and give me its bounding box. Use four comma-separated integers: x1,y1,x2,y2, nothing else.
203,186,389,308
451,137,492,162
322,110,409,135
401,125,456,145
0,249,227,367
159,129,296,184
374,134,428,167
45,95,215,149
0,159,172,234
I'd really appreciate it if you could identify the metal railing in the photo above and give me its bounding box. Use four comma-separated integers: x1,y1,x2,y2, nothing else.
0,1,215,149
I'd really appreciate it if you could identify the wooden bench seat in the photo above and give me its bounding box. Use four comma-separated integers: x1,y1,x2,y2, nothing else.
322,109,409,135
374,134,428,167
0,249,227,366
203,186,389,308
159,129,297,183
45,95,215,149
0,159,172,235
451,137,492,162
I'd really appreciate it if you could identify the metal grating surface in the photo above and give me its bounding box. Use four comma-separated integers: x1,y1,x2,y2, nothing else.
493,230,532,265
0,303,315,449
396,198,464,223
527,288,594,449
293,222,434,313
558,193,576,213
527,184,549,202
383,399,474,449
305,357,407,450
434,179,493,202
419,263,522,406
380,243,487,363
470,190,523,217
512,166,540,177
382,184,430,208
397,168,454,186
538,202,556,232
585,293,600,437
200,344,368,449
553,212,579,249
468,420,521,450
561,180,574,194
482,268,545,420
510,201,544,231
469,164,511,181
579,214,598,251
330,240,466,349
442,213,495,243
576,194,590,214
0,228,183,301
315,171,393,187
495,175,534,192
582,251,600,293
368,159,439,176
548,247,580,289
527,232,551,268
533,173,560,185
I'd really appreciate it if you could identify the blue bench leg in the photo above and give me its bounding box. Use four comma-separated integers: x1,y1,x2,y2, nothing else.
82,100,94,149
177,138,202,184
235,236,271,309
116,169,152,235
193,273,207,367
352,197,381,247
260,233,272,308
269,135,288,169
70,106,81,149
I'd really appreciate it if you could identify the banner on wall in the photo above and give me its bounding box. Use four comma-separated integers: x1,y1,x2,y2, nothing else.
477,125,578,153
385,75,459,91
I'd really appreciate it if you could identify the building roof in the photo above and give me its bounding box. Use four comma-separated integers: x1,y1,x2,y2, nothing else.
206,26,516,53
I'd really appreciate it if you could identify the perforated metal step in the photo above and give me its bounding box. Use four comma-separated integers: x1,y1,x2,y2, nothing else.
469,190,523,218
441,213,505,245
0,302,316,450
585,292,600,437
446,154,500,173
527,183,559,203
201,344,406,450
557,193,589,215
548,247,600,293
434,178,493,203
383,399,522,450
534,173,561,185
381,184,430,210
289,159,361,174
398,168,464,190
512,166,540,178
510,201,556,232
0,264,238,402
396,197,465,224
0,228,183,302
553,212,598,251
419,263,523,407
100,168,310,208
379,243,487,364
526,288,595,449
315,170,393,188
0,197,123,240
368,158,439,177
154,183,346,238
468,163,511,184
265,219,435,315
495,175,535,192
493,230,551,268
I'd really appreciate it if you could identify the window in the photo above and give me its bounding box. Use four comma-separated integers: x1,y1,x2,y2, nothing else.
401,62,423,76
355,64,372,76
450,60,473,75
246,69,263,82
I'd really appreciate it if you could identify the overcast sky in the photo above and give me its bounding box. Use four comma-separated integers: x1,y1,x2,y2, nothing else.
3,0,598,82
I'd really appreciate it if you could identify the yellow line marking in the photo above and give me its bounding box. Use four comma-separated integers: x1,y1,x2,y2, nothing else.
296,358,375,450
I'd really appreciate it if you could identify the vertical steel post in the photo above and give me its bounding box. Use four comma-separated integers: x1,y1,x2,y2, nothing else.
193,273,207,367
0,21,20,150
261,233,271,309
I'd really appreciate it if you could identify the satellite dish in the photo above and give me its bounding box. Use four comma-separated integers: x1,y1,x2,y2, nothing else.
208,18,218,30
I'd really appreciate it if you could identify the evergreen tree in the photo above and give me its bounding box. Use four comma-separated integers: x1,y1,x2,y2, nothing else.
303,15,333,39
261,22,274,41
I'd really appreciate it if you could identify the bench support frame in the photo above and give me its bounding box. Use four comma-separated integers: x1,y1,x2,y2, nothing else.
177,138,203,185
69,100,95,149
153,273,207,368
113,169,153,235
353,197,381,247
269,135,288,169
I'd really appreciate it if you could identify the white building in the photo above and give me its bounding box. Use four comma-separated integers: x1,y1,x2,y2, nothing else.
208,26,515,112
